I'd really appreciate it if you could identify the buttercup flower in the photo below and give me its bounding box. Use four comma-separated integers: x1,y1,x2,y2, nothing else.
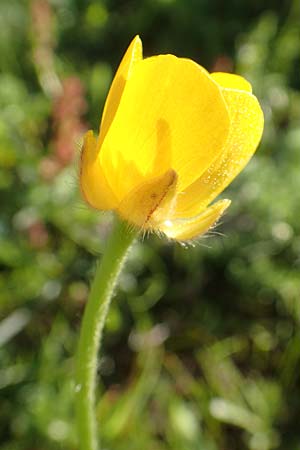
80,36,264,241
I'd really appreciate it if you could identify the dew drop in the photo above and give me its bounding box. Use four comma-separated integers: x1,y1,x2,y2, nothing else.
164,219,173,228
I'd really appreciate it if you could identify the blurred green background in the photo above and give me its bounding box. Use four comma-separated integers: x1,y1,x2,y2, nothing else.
1,0,300,449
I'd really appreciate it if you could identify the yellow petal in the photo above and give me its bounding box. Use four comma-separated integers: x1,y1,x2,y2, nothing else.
80,130,118,210
98,36,143,145
100,55,230,200
174,88,264,218
211,72,252,92
117,169,177,228
161,199,231,241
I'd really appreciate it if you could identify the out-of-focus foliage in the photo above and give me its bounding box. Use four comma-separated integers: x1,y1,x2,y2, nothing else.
0,1,300,449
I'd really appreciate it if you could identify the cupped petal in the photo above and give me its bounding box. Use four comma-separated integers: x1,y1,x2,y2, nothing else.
117,169,177,229
99,55,230,200
211,72,252,92
98,36,143,145
173,88,264,219
80,130,118,210
161,199,231,241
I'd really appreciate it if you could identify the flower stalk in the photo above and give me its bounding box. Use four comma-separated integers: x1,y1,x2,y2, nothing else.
75,216,138,450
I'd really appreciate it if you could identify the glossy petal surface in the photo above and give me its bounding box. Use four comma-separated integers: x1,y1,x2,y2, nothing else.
162,199,231,241
98,36,143,145
174,88,264,218
211,72,252,92
100,55,230,200
80,131,118,210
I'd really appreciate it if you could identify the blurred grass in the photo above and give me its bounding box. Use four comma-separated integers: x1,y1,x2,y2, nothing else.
0,0,300,449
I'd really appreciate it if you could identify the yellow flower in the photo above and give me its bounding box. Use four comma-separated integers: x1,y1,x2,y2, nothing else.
80,36,264,241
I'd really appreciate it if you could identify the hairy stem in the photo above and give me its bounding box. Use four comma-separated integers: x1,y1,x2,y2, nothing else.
75,216,137,450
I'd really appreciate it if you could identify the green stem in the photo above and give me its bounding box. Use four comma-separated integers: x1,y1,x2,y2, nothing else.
75,215,138,450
